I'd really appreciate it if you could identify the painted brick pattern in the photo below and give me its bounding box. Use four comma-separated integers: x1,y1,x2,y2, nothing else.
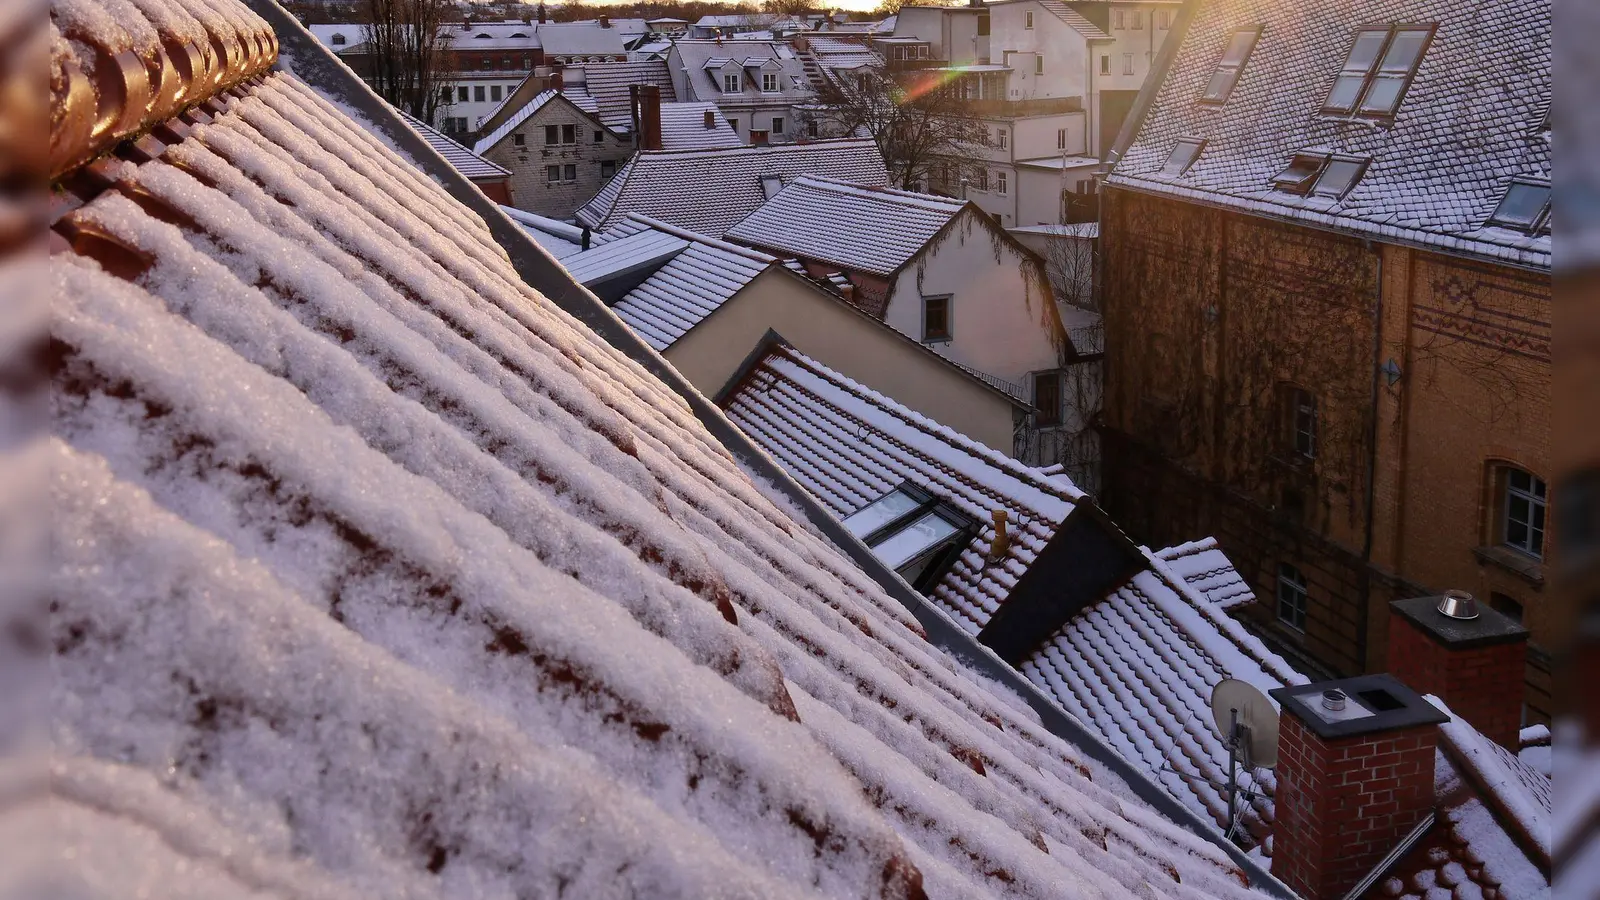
1273,714,1438,900
1387,614,1527,750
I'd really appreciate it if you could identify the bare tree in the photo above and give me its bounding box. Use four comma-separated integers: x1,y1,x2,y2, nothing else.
807,65,988,191
362,0,454,124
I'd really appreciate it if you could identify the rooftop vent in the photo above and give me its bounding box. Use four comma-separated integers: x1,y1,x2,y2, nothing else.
1435,588,1479,620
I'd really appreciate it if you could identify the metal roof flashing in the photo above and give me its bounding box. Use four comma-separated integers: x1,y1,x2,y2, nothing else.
249,5,1294,893
1271,674,1450,742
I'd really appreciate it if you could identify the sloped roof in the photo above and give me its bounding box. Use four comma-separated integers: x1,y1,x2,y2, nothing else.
568,59,677,130
722,344,1085,625
44,0,1280,895
659,102,744,149
537,21,627,57
574,139,889,234
985,0,1113,41
1110,0,1551,270
471,87,560,153
560,223,691,284
597,216,777,350
396,109,510,181
670,39,812,105
500,205,585,259
724,175,967,277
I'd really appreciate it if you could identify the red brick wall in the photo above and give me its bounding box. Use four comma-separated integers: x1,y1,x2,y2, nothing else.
1387,614,1526,749
1273,714,1438,900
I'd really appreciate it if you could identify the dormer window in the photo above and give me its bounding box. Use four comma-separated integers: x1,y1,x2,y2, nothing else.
762,72,779,92
759,174,783,199
1322,25,1434,119
1199,27,1260,104
842,484,976,591
1160,137,1206,176
331,33,347,46
724,72,741,93
1487,179,1551,234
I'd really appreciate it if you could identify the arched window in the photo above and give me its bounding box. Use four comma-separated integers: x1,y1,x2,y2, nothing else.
331,33,346,45
1276,563,1307,631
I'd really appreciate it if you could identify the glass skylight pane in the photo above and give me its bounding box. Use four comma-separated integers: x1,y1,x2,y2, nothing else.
1202,69,1238,102
873,511,961,569
1313,158,1367,198
1272,153,1328,193
1324,74,1366,113
1161,140,1203,176
1379,29,1429,73
1358,75,1407,114
1489,182,1550,229
1220,30,1257,67
843,489,921,538
1342,29,1389,75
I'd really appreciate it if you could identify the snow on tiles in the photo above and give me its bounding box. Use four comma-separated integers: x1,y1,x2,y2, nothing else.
40,0,1282,896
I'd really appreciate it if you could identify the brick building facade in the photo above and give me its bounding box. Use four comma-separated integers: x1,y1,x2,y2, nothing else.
476,92,632,219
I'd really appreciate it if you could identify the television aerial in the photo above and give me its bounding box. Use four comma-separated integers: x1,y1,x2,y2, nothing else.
1209,679,1279,841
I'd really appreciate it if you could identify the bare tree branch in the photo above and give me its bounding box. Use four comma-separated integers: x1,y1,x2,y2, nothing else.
804,65,988,192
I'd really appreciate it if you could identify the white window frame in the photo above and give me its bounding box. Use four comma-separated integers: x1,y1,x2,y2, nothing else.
1114,9,1125,29
922,294,953,343
1502,468,1547,559
996,128,1008,150
995,171,1008,195
1123,53,1135,75
723,72,741,93
762,71,779,92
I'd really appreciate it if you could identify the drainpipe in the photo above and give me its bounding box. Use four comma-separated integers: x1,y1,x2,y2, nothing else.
1360,243,1384,672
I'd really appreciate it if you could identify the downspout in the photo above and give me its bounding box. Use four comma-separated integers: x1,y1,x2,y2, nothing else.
1360,243,1384,672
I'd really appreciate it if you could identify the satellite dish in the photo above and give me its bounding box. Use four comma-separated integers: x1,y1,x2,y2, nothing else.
1210,679,1279,769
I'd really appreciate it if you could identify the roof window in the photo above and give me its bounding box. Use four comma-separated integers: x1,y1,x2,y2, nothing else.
759,174,783,199
842,483,976,591
1486,178,1551,234
1271,151,1330,195
1322,25,1434,119
1160,138,1206,176
1310,155,1369,199
1199,27,1261,105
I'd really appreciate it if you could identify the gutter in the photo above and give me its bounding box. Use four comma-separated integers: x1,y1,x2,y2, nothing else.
250,5,1295,895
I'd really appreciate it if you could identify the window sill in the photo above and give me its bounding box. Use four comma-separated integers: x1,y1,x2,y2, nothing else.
1473,545,1545,588
922,337,952,347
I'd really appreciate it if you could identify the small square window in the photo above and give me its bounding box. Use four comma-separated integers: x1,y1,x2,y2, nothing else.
544,124,558,145
562,124,577,144
513,133,525,146
1487,179,1551,234
601,160,617,179
923,295,951,342
474,85,486,102
1310,156,1369,199
491,85,503,101
1271,151,1331,195
1160,138,1206,177
1277,564,1307,631
546,165,560,183
772,117,785,134
563,164,577,181
594,130,604,143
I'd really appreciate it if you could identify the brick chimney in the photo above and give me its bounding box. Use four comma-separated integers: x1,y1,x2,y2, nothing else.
599,14,610,28
1269,675,1449,900
704,108,716,129
537,2,547,24
631,84,663,151
1387,592,1528,750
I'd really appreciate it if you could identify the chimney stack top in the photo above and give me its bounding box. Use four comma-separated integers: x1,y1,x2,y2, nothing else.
1392,594,1527,649
1270,674,1448,742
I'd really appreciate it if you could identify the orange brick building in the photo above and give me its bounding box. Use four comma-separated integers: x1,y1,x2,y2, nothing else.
1098,0,1552,718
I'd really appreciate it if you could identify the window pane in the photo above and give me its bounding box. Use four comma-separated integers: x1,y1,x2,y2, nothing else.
1379,29,1429,73
1313,158,1367,198
873,511,961,568
1509,469,1531,492
1162,140,1203,176
1358,75,1407,114
1221,30,1257,66
1490,182,1550,228
1202,69,1239,102
843,489,921,538
1325,74,1366,112
1273,154,1329,193
1342,29,1390,75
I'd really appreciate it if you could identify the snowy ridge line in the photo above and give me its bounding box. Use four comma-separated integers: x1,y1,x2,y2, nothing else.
625,135,876,162
1430,697,1552,864
624,213,781,263
499,205,585,240
791,174,969,213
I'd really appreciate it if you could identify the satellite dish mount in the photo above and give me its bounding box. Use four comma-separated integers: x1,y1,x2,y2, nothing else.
1209,679,1279,842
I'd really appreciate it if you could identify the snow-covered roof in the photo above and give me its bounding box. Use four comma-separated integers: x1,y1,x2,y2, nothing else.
564,60,676,131
500,206,586,259
987,0,1113,41
722,344,1085,622
560,224,691,285
574,139,889,235
48,2,1288,895
396,109,510,182
472,88,563,154
669,40,812,105
659,102,744,150
596,216,778,350
537,21,627,57
445,22,543,50
1111,0,1551,270
724,175,968,277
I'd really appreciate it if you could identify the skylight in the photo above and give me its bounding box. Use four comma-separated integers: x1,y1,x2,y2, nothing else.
1160,138,1206,176
1271,151,1330,195
1486,179,1551,234
1199,27,1261,105
841,483,975,591
1322,25,1434,119
759,173,784,199
1310,156,1369,199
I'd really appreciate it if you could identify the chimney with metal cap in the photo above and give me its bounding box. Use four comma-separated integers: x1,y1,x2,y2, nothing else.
1387,592,1529,749
1270,674,1449,900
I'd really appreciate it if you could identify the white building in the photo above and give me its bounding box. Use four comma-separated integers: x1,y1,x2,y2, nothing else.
665,40,814,144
